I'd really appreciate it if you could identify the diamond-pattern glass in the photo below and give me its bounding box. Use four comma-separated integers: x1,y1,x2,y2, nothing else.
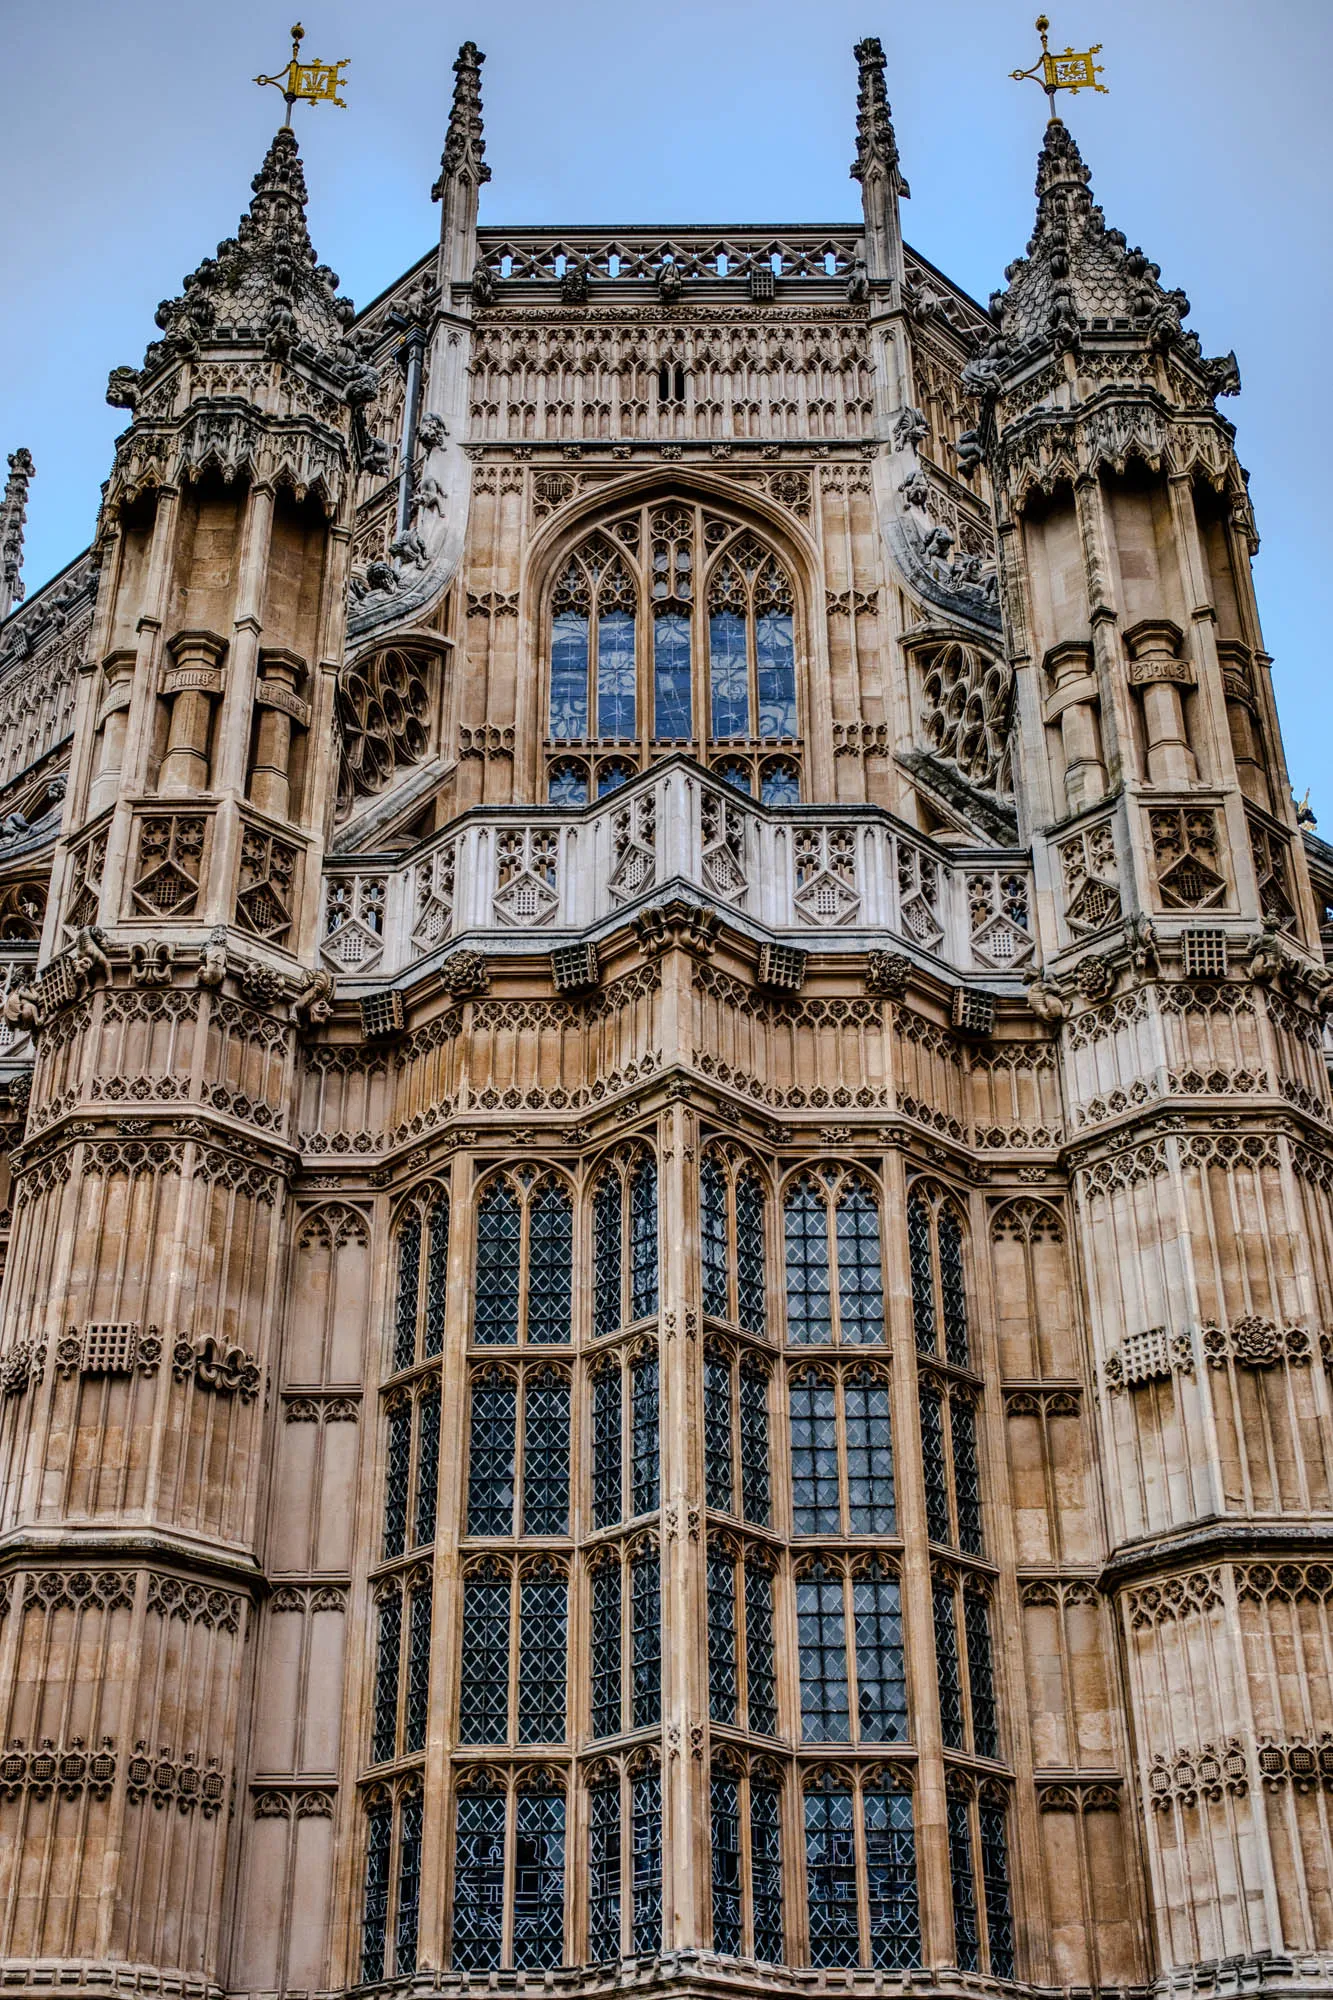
513,1790,565,1969
594,1176,623,1339
523,1373,570,1535
804,1785,858,1967
979,1794,1014,1978
865,1787,920,1969
797,1572,850,1743
933,1583,964,1751
738,1362,770,1524
744,1561,778,1736
396,1788,424,1974
853,1568,907,1743
591,1562,622,1737
785,1180,832,1343
790,1373,840,1535
361,1799,392,1982
588,1783,621,1961
845,1373,895,1534
938,1206,969,1368
707,1551,738,1723
453,1791,506,1970
836,1185,885,1343
630,1156,659,1320
751,1782,784,1963
459,1578,510,1744
735,1175,767,1334
371,1590,401,1765
631,1769,663,1952
631,1550,662,1728
394,1213,422,1371
414,1384,440,1547
466,1376,516,1536
404,1582,432,1755
951,1399,983,1556
919,1381,951,1546
631,1353,659,1516
964,1594,999,1759
475,1183,521,1345
518,1575,567,1743
424,1198,449,1358
383,1404,412,1559
710,1772,743,1954
528,1181,573,1344
701,1156,729,1319
592,1366,623,1528
907,1196,936,1355
704,1356,734,1512
948,1793,981,1971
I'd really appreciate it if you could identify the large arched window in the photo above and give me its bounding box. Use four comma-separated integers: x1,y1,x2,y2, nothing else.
544,499,801,801
783,1167,885,1346
473,1170,574,1345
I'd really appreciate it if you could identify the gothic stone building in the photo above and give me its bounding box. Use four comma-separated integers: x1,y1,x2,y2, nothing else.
0,37,1331,2000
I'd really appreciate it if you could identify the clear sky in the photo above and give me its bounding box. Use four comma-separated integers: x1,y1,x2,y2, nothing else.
2,0,1328,816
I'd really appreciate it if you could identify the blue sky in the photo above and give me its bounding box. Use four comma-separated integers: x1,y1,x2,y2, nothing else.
3,0,1328,816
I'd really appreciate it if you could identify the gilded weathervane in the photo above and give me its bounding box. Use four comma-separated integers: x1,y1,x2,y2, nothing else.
255,22,349,126
1011,15,1106,115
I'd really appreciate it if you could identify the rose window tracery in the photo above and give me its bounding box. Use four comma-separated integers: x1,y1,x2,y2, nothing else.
337,644,438,813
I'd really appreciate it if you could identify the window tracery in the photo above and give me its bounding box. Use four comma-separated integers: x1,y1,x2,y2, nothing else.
474,1170,573,1345
704,1339,772,1522
464,1362,572,1542
458,1555,570,1746
918,1375,984,1554
369,1570,433,1767
450,1768,568,1971
788,1360,895,1536
945,1773,1013,1976
710,1751,786,1961
933,1571,999,1760
593,1147,659,1338
705,1536,779,1736
795,1554,907,1746
700,1148,768,1333
784,1167,885,1345
908,1183,970,1367
381,1378,441,1561
803,1767,919,1969
361,1778,425,1983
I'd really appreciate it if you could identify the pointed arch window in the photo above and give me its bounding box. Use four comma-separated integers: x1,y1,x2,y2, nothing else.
907,1185,970,1368
795,1555,906,1747
391,1190,449,1372
918,1374,984,1554
450,1771,568,1971
946,1775,1013,1977
593,1149,659,1339
458,1556,570,1746
700,1150,768,1334
803,1768,920,1969
788,1361,896,1538
704,1340,771,1524
474,1171,573,1346
708,532,797,740
363,1782,429,1984
550,537,637,742
705,1537,780,1736
784,1168,885,1346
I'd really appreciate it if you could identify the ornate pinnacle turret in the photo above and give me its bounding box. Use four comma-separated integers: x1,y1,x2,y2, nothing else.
0,449,34,621
432,42,491,200
850,38,907,193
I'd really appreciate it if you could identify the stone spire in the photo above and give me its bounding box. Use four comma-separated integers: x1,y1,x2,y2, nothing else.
849,38,908,287
434,42,491,299
0,448,34,620
432,41,491,199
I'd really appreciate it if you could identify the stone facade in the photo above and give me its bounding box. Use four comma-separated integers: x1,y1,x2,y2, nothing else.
0,37,1330,2000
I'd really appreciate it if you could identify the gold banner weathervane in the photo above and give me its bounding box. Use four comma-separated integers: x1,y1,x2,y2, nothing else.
1011,15,1106,116
255,23,349,126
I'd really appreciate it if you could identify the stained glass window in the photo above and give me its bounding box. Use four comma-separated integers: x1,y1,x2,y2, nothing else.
951,1399,983,1555
396,1786,424,1974
453,1789,506,1970
424,1196,449,1358
528,1181,573,1344
475,1183,521,1345
933,1582,964,1751
630,1156,659,1320
711,1770,743,1953
467,1373,516,1537
460,1574,510,1744
404,1581,432,1755
372,1589,401,1764
513,1790,565,1968
735,1174,767,1334
836,1184,885,1343
965,1593,999,1759
797,1567,849,1743
630,1352,659,1516
631,1768,663,1952
361,1797,393,1981
518,1571,567,1743
709,609,749,738
701,1155,729,1319
653,613,692,739
591,1561,622,1738
907,1195,935,1355
805,1783,858,1967
707,1549,739,1723
598,612,637,738
394,1213,422,1372
415,1383,440,1547
631,1548,662,1728
592,1365,623,1529
844,1371,895,1534
852,1564,907,1743
790,1372,840,1535
550,607,590,741
761,758,801,806
919,1381,950,1546
979,1791,1015,1977
864,1785,920,1969
948,1791,981,1971
383,1403,412,1559
938,1206,969,1367
751,1781,784,1961
548,759,589,804
744,1560,778,1736
594,1175,622,1339
704,1353,734,1512
738,1360,771,1524
588,1782,621,1961
523,1371,570,1535
785,1178,832,1343
755,607,797,740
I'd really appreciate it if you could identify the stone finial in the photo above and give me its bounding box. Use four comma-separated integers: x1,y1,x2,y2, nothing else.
0,449,34,621
850,38,907,192
433,42,491,199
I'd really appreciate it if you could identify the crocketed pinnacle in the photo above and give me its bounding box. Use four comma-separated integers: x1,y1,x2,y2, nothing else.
850,37,905,188
1,449,35,619
433,41,491,199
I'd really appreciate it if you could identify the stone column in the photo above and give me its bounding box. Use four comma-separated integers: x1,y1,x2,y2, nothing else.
250,647,310,821
159,628,226,795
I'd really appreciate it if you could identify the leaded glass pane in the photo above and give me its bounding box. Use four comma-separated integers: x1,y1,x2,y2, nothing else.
933,1583,964,1751
979,1795,1014,1978
475,1183,521,1345
396,1788,424,1974
383,1403,412,1559
707,1551,738,1723
591,1562,622,1737
710,1772,743,1954
630,1157,659,1320
466,1376,516,1536
797,1573,850,1743
523,1373,570,1535
548,760,588,804
631,1551,662,1728
631,1770,664,1953
704,1356,734,1512
514,1790,566,1969
588,1784,621,1961
907,1196,936,1355
951,1399,983,1555
709,611,749,738
424,1198,449,1358
550,610,590,740
404,1583,431,1755
453,1791,506,1971
735,1174,767,1334
739,1361,771,1525
844,1373,895,1535
592,1367,623,1529
938,1207,969,1367
751,1783,784,1962
755,610,797,738
785,1180,832,1343
790,1374,840,1535
760,759,800,806
853,1570,907,1743
593,1176,622,1340
518,1575,567,1743
653,612,692,739
372,1591,401,1764
394,1214,421,1371
630,1353,659,1516
864,1788,920,1969
459,1578,510,1744
836,1184,885,1343
805,1786,858,1967
964,1594,999,1760
744,1561,778,1736
361,1800,393,1982
919,1381,951,1546
948,1794,981,1971
701,1156,729,1319
415,1384,441,1547
597,611,636,738
528,1181,573,1344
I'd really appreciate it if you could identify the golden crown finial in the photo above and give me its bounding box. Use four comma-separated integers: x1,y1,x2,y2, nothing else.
255,21,350,126
1011,14,1107,114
